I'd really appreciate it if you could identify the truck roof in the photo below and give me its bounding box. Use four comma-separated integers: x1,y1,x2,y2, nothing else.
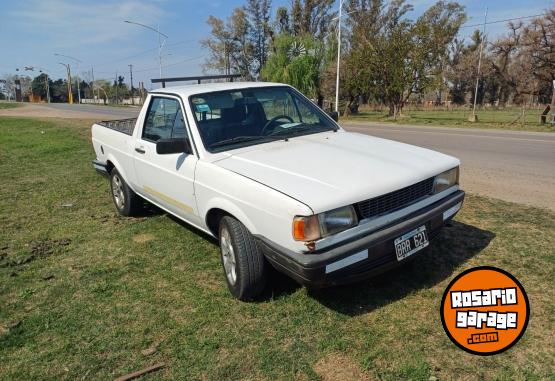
150,81,287,98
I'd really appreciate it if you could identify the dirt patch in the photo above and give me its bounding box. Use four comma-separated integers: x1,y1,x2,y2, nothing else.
133,234,155,244
314,352,372,381
0,103,135,120
0,238,71,267
97,213,121,225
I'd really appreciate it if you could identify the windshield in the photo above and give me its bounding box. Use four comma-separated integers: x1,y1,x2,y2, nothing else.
189,86,337,152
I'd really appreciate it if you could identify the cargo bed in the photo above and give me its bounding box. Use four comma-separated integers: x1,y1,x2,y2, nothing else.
97,118,137,136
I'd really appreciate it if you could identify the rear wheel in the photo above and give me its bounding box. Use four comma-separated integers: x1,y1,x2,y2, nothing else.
219,216,267,301
110,168,142,216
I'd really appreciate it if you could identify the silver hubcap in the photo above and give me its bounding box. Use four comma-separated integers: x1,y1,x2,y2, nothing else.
112,174,125,209
220,226,237,286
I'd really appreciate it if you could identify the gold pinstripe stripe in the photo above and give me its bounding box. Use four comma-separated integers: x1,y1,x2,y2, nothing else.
143,186,194,214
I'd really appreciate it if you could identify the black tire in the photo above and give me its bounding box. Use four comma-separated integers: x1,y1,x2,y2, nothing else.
219,216,267,301
109,168,142,216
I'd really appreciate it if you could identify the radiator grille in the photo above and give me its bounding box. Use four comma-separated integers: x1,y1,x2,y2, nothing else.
356,177,435,219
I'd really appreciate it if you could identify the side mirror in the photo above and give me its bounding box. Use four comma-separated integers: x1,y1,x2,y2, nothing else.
156,138,193,155
328,111,339,122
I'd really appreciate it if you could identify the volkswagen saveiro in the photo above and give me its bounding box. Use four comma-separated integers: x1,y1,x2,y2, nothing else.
91,82,464,300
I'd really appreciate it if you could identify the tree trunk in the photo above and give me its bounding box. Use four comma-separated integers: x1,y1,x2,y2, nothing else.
317,92,324,109
388,102,398,119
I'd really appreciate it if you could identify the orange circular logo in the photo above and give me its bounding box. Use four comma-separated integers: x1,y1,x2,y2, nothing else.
440,266,529,355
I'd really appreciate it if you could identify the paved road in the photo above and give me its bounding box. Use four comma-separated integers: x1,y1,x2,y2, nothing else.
343,122,555,211
2,103,553,210
0,102,140,120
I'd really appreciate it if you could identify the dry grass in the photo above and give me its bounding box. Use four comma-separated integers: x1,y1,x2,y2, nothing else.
345,106,555,132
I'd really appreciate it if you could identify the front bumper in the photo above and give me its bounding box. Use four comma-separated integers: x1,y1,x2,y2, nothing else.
257,190,465,287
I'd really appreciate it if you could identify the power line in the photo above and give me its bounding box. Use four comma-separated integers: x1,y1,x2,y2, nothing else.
91,39,197,69
132,54,206,73
461,13,544,29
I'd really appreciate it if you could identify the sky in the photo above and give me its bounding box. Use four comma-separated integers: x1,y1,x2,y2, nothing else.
1,0,553,90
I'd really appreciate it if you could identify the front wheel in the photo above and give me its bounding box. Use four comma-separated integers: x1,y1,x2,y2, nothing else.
219,216,267,301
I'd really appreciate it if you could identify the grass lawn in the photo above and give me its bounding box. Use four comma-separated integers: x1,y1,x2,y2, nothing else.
1,117,554,380
345,107,555,132
0,102,20,110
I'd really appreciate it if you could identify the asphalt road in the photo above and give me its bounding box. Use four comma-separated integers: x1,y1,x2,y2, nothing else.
2,103,553,210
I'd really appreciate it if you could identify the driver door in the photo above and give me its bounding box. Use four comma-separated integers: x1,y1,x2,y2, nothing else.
133,95,200,225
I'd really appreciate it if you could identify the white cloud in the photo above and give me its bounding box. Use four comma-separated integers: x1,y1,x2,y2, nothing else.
11,0,166,47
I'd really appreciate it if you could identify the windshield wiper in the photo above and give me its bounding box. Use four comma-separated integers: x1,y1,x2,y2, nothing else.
267,124,328,137
210,135,268,149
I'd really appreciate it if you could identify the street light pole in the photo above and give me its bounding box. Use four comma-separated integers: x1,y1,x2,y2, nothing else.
335,0,343,113
124,20,168,79
54,53,83,103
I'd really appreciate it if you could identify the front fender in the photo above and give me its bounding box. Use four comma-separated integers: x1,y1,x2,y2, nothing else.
203,197,258,235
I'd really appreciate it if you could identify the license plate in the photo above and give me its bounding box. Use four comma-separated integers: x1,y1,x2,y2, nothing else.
394,225,429,261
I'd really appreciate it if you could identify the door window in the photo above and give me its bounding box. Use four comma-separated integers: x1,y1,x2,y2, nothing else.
143,97,187,142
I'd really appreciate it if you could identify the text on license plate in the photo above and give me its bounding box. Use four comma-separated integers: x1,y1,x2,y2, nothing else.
394,225,429,261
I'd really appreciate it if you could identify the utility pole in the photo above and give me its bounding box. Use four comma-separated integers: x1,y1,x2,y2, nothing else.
44,73,50,103
91,67,96,103
115,70,119,105
54,53,82,103
128,64,134,105
470,7,488,122
76,62,81,103
335,0,343,113
58,63,73,104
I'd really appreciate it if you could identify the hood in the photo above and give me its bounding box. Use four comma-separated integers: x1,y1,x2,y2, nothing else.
215,131,460,213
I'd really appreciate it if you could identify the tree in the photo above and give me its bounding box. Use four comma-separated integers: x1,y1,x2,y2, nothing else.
201,9,254,79
31,73,51,100
245,0,272,76
261,34,323,102
274,6,290,34
50,79,69,103
1,75,18,100
517,9,555,104
290,0,336,38
343,0,465,117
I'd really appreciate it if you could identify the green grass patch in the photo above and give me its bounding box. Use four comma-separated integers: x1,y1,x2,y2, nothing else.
0,102,20,110
1,117,554,380
345,107,555,132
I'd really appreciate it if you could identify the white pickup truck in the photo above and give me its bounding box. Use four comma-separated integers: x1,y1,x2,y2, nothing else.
91,82,464,300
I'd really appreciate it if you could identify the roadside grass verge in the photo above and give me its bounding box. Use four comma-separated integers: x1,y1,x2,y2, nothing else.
344,107,554,132
1,117,553,380
0,102,20,110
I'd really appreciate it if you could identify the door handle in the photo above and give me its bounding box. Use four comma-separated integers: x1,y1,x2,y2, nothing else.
135,147,146,154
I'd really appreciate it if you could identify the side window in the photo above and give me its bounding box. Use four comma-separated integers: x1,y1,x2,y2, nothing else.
143,97,187,142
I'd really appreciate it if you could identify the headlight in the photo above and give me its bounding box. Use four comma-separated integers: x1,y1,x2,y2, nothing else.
433,167,459,194
293,206,358,242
